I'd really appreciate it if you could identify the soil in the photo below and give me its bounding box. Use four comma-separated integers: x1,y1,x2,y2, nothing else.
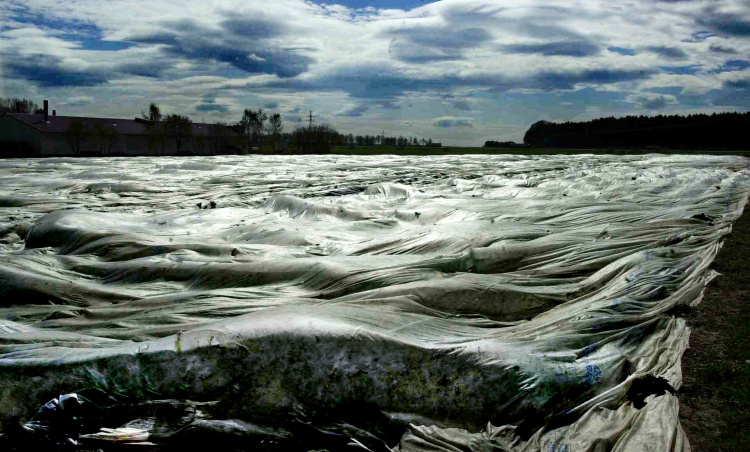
627,375,675,410
679,207,750,451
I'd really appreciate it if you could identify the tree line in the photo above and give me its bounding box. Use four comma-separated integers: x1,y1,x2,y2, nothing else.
523,112,750,150
229,109,441,152
483,140,528,148
141,104,341,154
138,104,207,155
343,134,440,148
0,97,44,115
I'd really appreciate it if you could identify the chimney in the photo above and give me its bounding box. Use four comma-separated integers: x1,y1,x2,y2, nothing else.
53,110,56,116
43,100,49,122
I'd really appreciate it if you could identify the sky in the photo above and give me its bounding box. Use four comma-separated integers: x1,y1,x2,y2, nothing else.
1,0,749,146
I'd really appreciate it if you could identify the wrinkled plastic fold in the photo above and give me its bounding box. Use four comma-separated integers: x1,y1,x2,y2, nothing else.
0,154,748,450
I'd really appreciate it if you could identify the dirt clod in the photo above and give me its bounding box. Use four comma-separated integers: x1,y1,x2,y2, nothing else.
692,213,715,222
626,375,675,409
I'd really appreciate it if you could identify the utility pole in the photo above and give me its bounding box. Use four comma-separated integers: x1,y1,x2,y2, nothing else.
308,111,315,129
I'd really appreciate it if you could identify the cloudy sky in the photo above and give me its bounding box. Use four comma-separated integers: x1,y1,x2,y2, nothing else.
1,0,749,145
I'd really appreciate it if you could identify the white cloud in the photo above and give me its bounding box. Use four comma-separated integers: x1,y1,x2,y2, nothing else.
63,95,94,106
626,92,678,110
335,103,369,117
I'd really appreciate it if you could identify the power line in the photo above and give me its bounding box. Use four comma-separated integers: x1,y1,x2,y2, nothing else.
308,111,316,129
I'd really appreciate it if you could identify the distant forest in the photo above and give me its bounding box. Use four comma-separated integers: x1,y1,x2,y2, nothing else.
523,112,750,150
483,140,529,149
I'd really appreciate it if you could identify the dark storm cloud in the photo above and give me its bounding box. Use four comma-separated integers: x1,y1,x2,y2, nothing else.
660,65,700,75
10,10,137,51
707,89,750,107
10,8,101,38
3,9,176,86
268,66,433,99
676,93,708,108
124,17,313,78
196,103,229,112
698,8,750,37
284,115,303,123
711,59,750,73
264,101,280,109
268,64,656,101
124,30,181,45
118,60,172,78
503,41,600,57
5,54,108,87
440,4,588,41
375,100,400,110
451,100,473,111
608,47,637,56
221,18,288,39
645,46,687,59
524,68,657,90
383,2,599,64
723,79,750,90
330,99,398,118
3,46,176,87
399,27,491,50
644,96,669,109
684,30,716,42
709,43,738,54
433,117,473,128
196,92,229,113
386,27,492,63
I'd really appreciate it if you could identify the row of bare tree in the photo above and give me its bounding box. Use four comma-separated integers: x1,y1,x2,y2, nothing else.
64,120,118,154
238,108,283,151
148,103,338,153
144,104,285,153
0,97,43,115
141,104,200,154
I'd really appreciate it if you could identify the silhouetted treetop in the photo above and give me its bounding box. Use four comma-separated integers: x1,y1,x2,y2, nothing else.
523,112,750,150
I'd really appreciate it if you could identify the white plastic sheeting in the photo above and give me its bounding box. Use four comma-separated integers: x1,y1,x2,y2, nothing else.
0,154,749,450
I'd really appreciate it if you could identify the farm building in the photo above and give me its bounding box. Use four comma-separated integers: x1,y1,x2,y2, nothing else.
0,101,241,157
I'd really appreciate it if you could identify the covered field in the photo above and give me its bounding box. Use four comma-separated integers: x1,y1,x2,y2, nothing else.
0,154,748,451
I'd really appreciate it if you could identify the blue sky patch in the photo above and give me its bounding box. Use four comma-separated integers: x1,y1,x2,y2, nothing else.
79,38,135,51
11,12,101,37
608,47,636,56
711,59,750,73
660,65,701,75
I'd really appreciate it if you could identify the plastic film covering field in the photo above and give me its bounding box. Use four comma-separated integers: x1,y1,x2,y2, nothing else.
0,154,748,451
